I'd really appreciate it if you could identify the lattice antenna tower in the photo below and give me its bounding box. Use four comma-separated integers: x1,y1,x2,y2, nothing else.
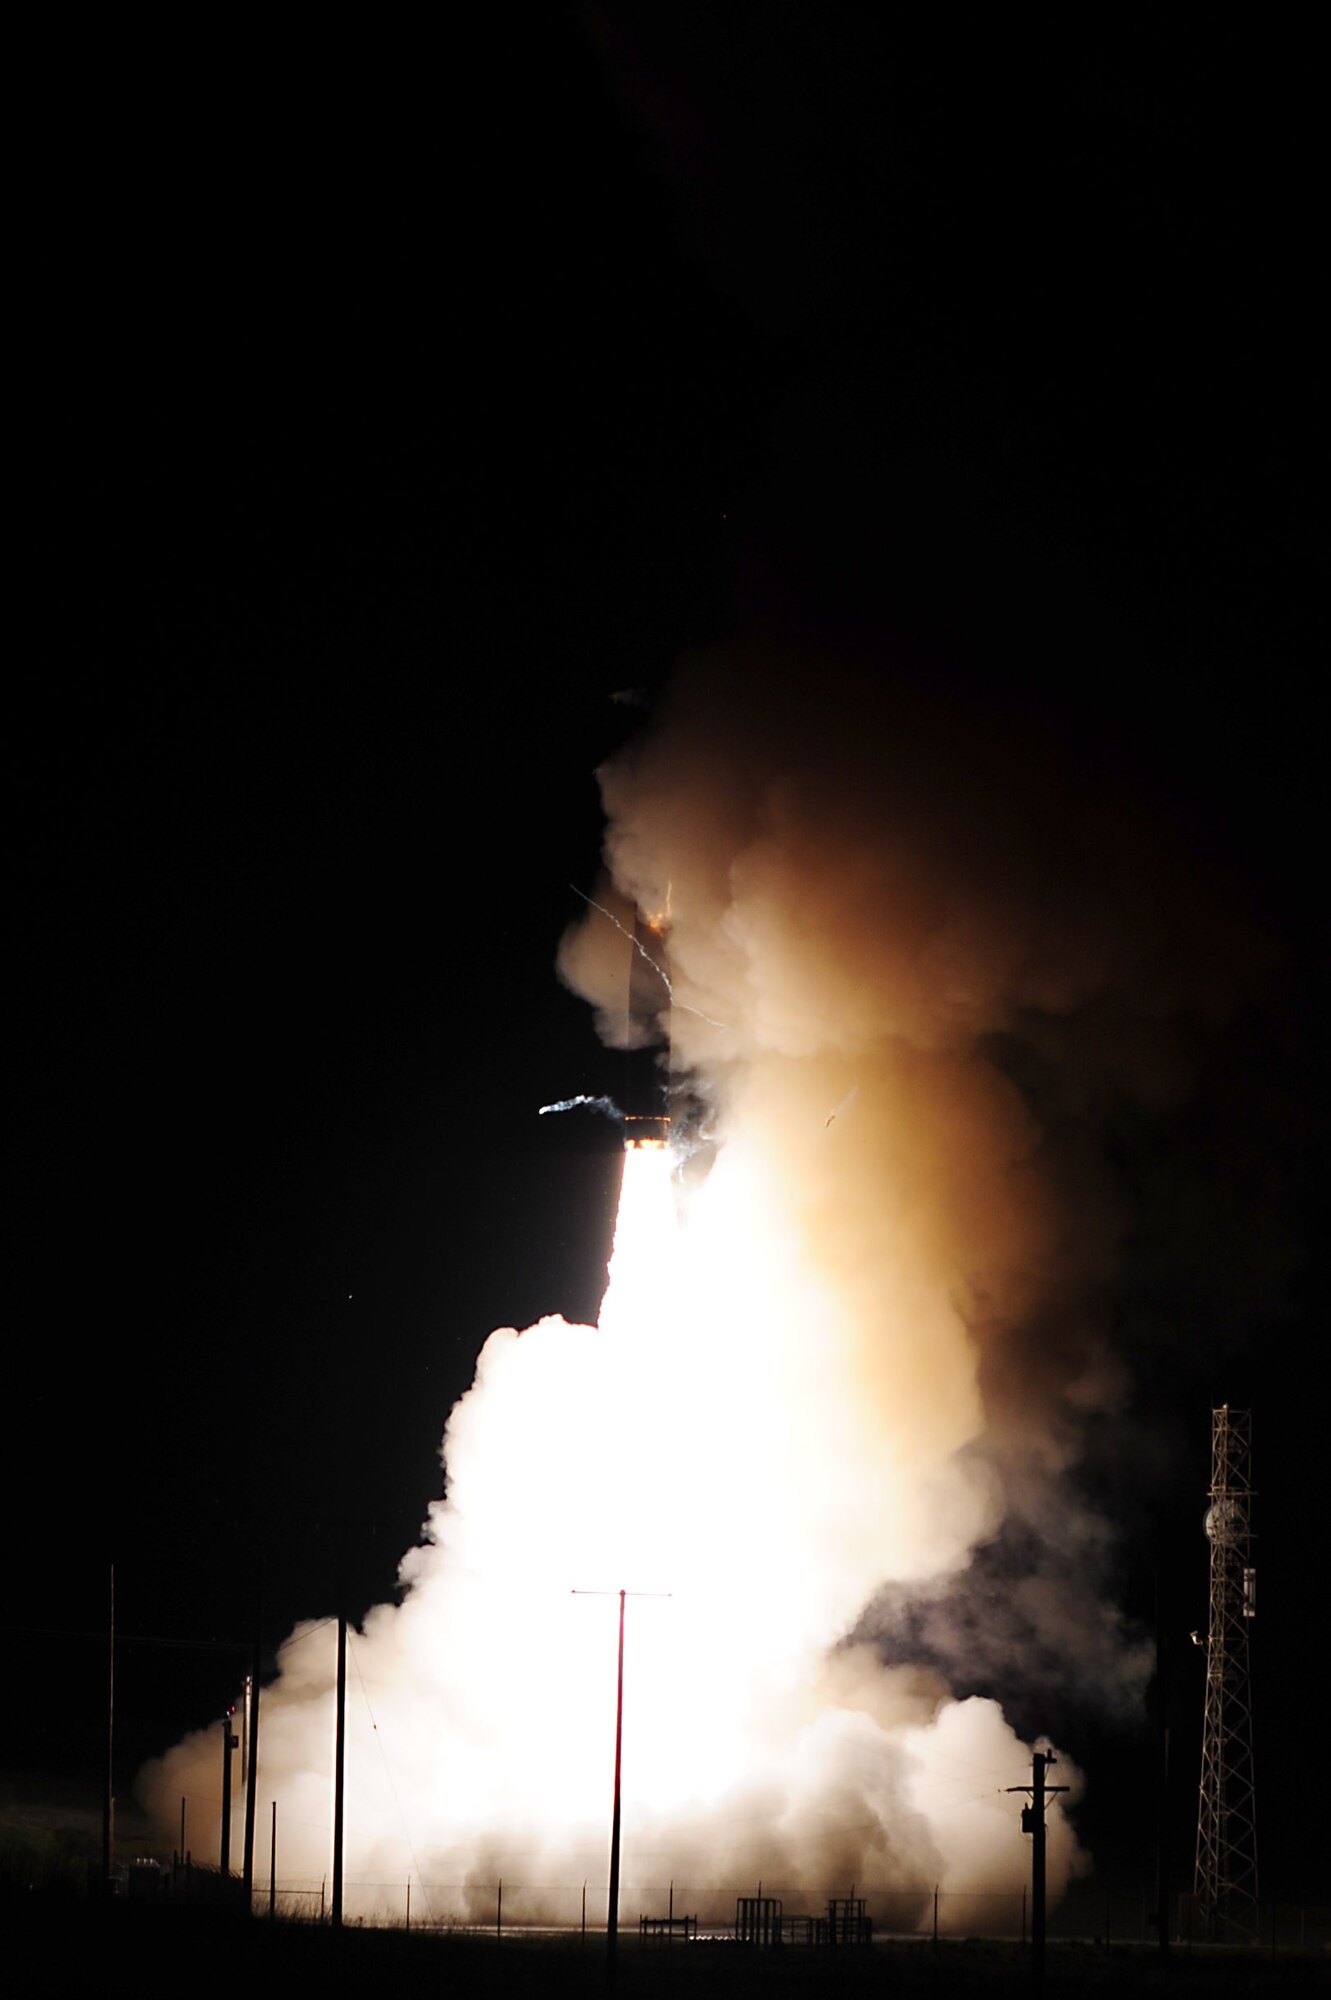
1193,1403,1258,1942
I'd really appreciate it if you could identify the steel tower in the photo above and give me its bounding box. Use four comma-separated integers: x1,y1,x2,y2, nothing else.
1193,1404,1258,1942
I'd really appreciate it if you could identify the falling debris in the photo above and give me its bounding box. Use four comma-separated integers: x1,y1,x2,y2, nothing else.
825,1085,860,1129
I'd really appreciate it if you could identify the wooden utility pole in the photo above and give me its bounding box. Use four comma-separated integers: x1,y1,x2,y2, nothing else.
1007,1748,1068,1999
242,1582,263,1912
1153,1575,1173,1958
573,1587,670,1984
608,1590,626,1966
332,1606,347,1927
102,1564,115,1895
219,1706,239,1877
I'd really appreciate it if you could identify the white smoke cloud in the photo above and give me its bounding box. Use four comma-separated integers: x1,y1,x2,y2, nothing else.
137,1129,1082,1922
138,640,1270,1924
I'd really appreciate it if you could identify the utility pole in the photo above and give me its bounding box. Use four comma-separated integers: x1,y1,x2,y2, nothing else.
241,1585,264,1913
103,1564,115,1896
1193,1403,1258,1942
1007,1747,1068,1999
1151,1566,1172,1957
608,1590,625,1964
573,1587,670,1983
219,1705,239,1877
331,1604,347,1927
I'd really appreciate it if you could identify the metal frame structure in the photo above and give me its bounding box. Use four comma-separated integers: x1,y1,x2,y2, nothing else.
1194,1404,1258,1942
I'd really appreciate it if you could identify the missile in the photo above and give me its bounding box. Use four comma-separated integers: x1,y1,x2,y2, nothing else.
622,907,671,1148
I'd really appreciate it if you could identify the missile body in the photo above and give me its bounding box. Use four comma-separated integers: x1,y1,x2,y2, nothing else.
622,909,671,1147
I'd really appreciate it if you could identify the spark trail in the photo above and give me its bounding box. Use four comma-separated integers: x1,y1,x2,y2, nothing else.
569,885,728,1031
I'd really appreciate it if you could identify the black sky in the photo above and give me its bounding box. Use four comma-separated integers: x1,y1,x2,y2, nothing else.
7,7,1326,1897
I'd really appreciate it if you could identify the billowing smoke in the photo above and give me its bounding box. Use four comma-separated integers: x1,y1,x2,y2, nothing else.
562,644,1256,1558
137,642,1267,1924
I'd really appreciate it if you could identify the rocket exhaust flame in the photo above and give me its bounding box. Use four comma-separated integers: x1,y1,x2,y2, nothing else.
143,643,1252,1922
622,1121,670,1147
138,1136,1082,1923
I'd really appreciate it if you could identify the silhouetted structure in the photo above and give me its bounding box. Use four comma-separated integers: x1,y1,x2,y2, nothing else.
736,1895,782,1945
1194,1404,1258,1942
639,1913,697,1940
1007,1747,1067,1998
825,1896,872,1945
735,1895,873,1947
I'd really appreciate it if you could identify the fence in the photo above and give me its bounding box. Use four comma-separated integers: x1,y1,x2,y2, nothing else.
147,1869,1331,1953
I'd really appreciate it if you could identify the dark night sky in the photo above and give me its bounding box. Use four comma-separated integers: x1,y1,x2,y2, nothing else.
7,8,1326,1898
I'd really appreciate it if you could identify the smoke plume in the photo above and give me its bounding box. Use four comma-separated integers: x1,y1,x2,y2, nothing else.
139,641,1266,1923
564,641,1255,1508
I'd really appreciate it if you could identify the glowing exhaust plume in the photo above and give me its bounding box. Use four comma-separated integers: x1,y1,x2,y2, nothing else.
137,1130,1083,1922
147,640,1262,1923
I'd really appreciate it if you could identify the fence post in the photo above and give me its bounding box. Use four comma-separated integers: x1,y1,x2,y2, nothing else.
497,1878,502,1940
933,1886,939,1946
